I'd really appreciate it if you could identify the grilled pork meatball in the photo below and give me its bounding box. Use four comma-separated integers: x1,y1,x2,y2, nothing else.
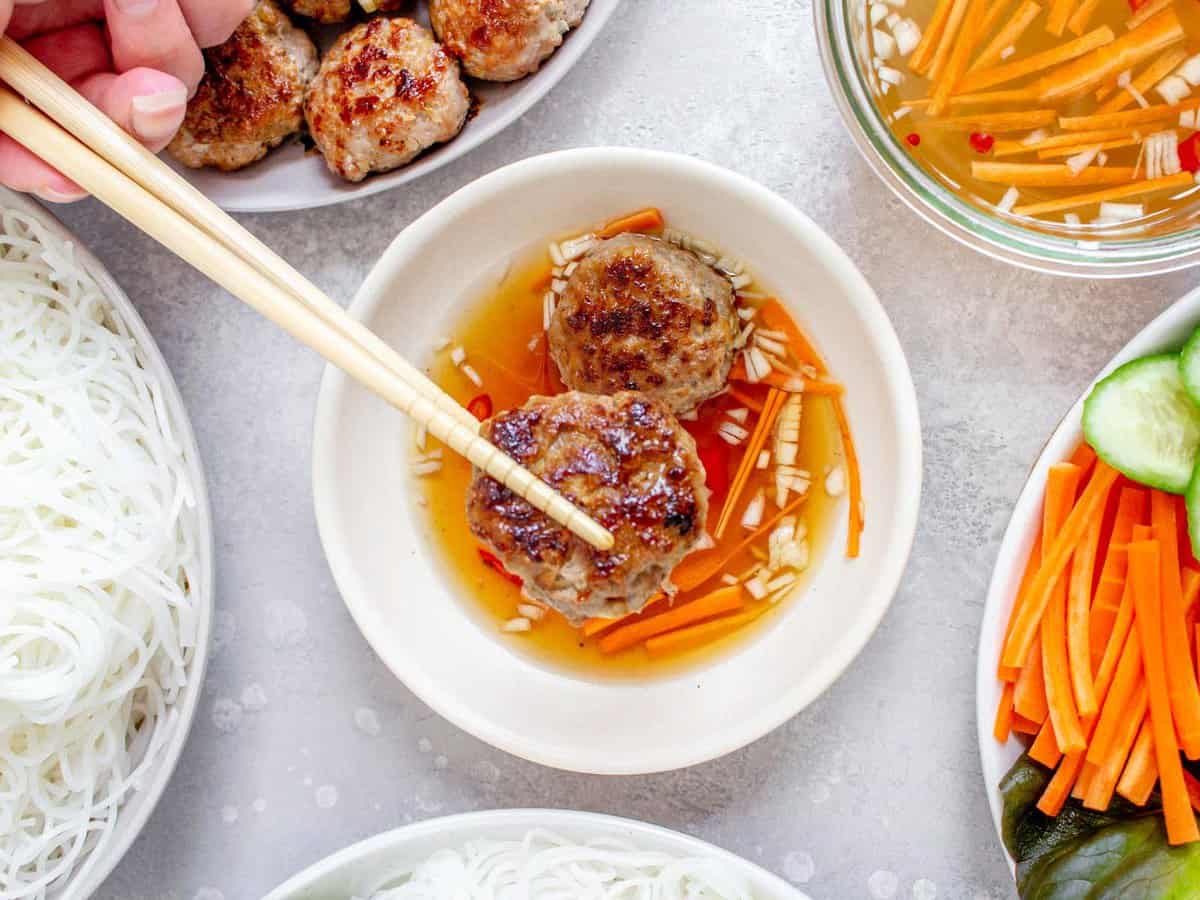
305,18,470,182
279,0,404,22
548,234,740,416
468,391,708,624
429,0,590,82
168,0,318,172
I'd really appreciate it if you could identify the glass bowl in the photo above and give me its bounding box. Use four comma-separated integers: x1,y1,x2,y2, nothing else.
815,0,1200,277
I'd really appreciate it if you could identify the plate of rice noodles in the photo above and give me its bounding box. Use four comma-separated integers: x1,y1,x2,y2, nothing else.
263,809,812,900
0,189,212,899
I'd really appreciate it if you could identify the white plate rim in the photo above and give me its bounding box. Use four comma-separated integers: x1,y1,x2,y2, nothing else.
191,0,622,213
0,190,216,898
974,285,1200,862
261,808,813,899
310,146,923,773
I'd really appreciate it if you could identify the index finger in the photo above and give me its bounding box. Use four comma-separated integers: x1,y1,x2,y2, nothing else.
177,0,252,48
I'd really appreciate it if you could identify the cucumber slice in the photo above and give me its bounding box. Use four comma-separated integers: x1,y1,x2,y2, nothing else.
1181,325,1200,408
1082,353,1200,495
1188,460,1200,560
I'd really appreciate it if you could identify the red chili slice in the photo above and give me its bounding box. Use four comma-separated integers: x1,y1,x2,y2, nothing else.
479,548,522,586
467,393,494,421
1180,134,1200,173
969,132,995,154
698,442,731,500
905,132,921,147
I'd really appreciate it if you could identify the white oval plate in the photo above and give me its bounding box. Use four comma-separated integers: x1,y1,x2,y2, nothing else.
173,0,621,213
312,147,922,774
0,189,215,898
262,809,812,899
976,287,1200,855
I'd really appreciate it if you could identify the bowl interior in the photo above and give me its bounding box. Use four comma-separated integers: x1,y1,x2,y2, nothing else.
0,190,215,899
976,285,1200,849
262,809,810,900
312,148,922,774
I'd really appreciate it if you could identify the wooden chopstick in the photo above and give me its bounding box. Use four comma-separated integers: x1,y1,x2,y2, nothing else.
0,84,615,552
0,37,479,433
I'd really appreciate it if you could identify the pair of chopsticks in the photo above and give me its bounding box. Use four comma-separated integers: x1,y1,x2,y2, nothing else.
0,38,614,552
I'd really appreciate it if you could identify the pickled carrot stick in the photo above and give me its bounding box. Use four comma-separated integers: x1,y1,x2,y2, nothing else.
1060,97,1200,131
713,388,784,539
973,161,1139,186
599,585,744,654
1085,681,1148,810
928,109,1060,132
929,0,988,115
644,608,766,656
597,208,664,239
978,0,1020,41
902,88,1040,108
995,126,1142,156
971,0,1042,73
1068,510,1104,717
1002,462,1120,671
1015,638,1051,722
758,299,826,373
1010,173,1195,215
1067,0,1101,35
929,0,973,82
957,26,1115,92
832,397,864,559
1117,713,1158,805
1152,491,1200,760
1034,8,1184,102
1127,0,1173,32
1096,45,1189,113
1128,539,1200,844
1046,0,1078,37
1037,136,1141,159
1000,529,1045,682
910,0,956,74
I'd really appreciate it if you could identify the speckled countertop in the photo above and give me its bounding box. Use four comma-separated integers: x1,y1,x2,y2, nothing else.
54,1,1200,898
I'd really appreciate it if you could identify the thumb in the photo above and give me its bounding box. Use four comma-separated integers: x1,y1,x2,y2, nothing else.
74,67,188,151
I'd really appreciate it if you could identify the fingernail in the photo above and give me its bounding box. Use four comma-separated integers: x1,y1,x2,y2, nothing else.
130,86,188,143
112,0,159,15
34,187,87,204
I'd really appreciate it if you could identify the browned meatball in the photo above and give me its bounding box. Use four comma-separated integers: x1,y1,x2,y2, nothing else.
168,0,318,172
468,391,708,624
279,0,404,22
305,18,470,182
429,0,591,82
548,234,740,416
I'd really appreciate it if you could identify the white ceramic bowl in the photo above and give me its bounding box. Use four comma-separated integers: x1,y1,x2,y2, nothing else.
262,809,812,899
175,1,621,213
0,190,215,898
312,147,922,774
976,286,1200,857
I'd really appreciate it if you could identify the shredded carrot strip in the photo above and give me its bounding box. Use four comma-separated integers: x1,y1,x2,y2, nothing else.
644,608,767,656
1088,488,1147,677
1068,509,1103,717
759,299,826,373
929,0,973,83
926,109,1059,131
977,0,1022,46
1116,712,1158,805
1000,529,1045,681
672,492,810,593
597,208,664,240
1060,96,1200,131
1129,539,1200,844
1046,0,1078,37
1030,717,1063,767
833,397,863,559
973,0,1043,71
973,161,1140,187
1084,681,1149,809
581,593,669,638
910,0,957,74
1034,8,1184,102
728,386,765,413
1010,173,1195,215
1096,45,1189,113
1067,0,1101,35
1016,639,1051,722
902,89,1040,109
957,26,1114,92
1127,0,1173,32
995,681,1018,742
713,388,784,540
599,585,744,654
994,126,1142,156
1036,136,1141,159
1002,462,1121,671
929,0,988,115
1087,609,1144,764
1152,491,1200,760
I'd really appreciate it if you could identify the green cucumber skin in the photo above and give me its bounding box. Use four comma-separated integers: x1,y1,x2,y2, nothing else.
1181,326,1200,409
1082,353,1200,496
1188,462,1200,561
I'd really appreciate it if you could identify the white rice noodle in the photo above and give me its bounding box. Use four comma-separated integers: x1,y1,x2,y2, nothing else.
365,829,755,899
0,209,200,899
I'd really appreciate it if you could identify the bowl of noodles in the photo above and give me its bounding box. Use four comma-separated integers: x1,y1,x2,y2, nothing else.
0,190,213,899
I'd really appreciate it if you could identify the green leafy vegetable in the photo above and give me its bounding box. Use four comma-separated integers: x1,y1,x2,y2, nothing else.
1001,753,1200,898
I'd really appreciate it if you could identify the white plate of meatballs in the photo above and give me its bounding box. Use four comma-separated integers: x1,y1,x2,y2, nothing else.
167,0,619,212
312,147,922,774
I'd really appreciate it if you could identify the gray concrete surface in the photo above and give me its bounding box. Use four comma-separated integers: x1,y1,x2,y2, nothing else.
54,1,1197,897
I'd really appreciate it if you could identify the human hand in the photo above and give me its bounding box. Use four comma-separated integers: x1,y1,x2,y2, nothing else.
0,0,253,201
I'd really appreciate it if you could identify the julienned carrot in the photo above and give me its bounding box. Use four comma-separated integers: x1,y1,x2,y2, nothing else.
994,126,1141,156
973,162,1139,187
1036,137,1141,160
1015,636,1051,722
956,25,1115,93
1066,0,1100,35
927,109,1060,132
1152,491,1200,760
1127,0,1173,32
833,397,864,559
1128,539,1200,844
1087,622,1144,765
598,585,744,654
759,299,826,373
910,0,956,74
972,0,1042,72
1034,8,1184,102
671,492,811,593
1002,462,1121,671
1085,682,1149,810
1090,487,1149,669
728,386,765,413
713,388,784,539
928,0,987,116
728,362,844,395
1030,718,1063,767
597,207,664,240
1096,45,1189,114
644,608,766,656
1046,0,1077,37
1069,442,1098,478
976,0,1022,52
1009,173,1196,217
581,593,669,638
1117,713,1158,806
995,681,1018,742
1068,510,1103,717
928,0,972,82
1060,97,1200,131
1000,529,1045,681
